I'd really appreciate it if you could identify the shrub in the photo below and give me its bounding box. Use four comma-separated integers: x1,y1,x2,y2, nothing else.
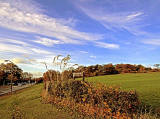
42,79,140,118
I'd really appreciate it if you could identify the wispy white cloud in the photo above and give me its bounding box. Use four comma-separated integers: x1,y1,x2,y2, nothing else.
90,55,96,59
142,39,160,46
5,0,43,14
127,12,144,21
18,63,46,73
0,0,121,51
0,0,103,45
0,43,31,54
0,40,53,55
0,38,30,46
73,0,146,36
32,71,43,78
31,48,52,54
0,59,5,64
12,58,31,64
80,51,88,54
34,36,63,46
95,42,119,49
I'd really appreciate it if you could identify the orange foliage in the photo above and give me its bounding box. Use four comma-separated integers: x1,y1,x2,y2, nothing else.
42,80,140,118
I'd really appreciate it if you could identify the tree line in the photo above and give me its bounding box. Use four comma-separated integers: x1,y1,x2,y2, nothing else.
43,63,160,81
73,64,160,77
1,62,159,86
0,63,35,85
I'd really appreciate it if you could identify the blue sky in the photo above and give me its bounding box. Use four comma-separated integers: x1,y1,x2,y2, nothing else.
0,0,160,76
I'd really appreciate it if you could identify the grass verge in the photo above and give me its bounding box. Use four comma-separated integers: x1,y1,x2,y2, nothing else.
0,84,78,119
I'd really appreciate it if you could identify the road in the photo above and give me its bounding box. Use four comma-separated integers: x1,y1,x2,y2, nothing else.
0,84,35,96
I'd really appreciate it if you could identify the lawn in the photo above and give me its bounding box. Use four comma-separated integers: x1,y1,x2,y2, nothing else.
0,72,160,119
0,84,79,119
82,72,160,109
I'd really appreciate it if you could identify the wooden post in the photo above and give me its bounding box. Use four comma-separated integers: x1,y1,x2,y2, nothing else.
82,72,85,81
10,74,13,94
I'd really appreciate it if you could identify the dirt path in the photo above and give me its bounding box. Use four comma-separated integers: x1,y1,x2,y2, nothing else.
0,84,35,96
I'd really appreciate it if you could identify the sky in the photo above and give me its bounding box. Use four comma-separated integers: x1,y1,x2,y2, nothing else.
0,0,160,77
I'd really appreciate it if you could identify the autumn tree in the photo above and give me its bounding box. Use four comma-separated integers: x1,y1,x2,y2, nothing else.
0,63,23,85
0,70,6,85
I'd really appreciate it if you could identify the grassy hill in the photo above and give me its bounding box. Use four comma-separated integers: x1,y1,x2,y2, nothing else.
81,72,160,109
0,84,79,119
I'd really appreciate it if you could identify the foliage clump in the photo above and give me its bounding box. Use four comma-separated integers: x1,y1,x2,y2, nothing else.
42,78,140,118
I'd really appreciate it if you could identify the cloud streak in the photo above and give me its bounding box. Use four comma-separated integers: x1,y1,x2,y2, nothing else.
0,38,30,46
80,51,88,54
143,39,160,46
31,48,52,54
12,58,31,64
0,0,121,50
73,0,146,36
34,36,63,46
0,0,103,45
0,43,31,54
95,42,119,49
0,38,53,55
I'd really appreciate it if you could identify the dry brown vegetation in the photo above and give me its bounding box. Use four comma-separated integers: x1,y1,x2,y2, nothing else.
42,79,140,118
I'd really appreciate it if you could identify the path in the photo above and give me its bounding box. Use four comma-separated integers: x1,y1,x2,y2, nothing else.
0,84,35,96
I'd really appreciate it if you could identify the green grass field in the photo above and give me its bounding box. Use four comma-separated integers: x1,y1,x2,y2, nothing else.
0,84,78,119
0,72,160,119
82,72,160,109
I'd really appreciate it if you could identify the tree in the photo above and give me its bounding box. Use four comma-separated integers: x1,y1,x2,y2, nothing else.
0,63,23,84
136,65,145,73
23,72,33,80
0,70,6,85
22,72,33,83
103,64,118,74
154,64,160,69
